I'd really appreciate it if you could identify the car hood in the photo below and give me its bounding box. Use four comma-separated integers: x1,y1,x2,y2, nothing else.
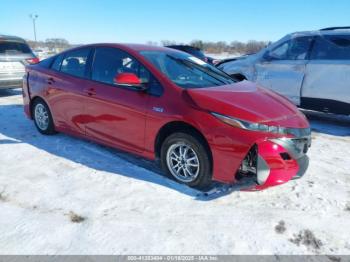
186,81,309,128
218,53,259,72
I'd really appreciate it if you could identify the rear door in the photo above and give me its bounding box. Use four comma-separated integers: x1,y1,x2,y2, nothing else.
302,35,350,114
255,36,313,105
44,48,92,135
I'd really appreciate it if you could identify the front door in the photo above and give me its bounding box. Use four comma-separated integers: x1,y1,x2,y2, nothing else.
255,36,313,105
83,47,152,153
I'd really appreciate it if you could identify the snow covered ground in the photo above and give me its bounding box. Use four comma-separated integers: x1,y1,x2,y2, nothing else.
0,89,349,255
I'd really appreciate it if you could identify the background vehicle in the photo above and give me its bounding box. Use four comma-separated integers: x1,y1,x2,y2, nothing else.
0,35,39,89
23,44,310,190
166,45,214,64
218,27,350,115
215,53,254,68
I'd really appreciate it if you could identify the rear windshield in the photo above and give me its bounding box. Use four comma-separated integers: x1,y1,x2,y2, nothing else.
0,41,32,54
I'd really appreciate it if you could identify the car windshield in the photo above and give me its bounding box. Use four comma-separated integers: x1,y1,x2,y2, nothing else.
0,41,31,54
140,50,236,88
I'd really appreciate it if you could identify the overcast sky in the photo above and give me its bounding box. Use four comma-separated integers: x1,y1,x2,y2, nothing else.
1,0,350,44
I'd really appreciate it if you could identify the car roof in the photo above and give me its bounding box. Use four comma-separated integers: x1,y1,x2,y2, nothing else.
0,34,27,42
288,28,350,38
112,43,176,52
72,43,179,53
66,43,188,55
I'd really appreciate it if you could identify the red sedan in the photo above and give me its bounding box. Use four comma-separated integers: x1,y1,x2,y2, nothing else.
22,44,311,190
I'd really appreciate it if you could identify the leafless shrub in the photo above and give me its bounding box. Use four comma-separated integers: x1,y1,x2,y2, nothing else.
0,190,8,202
289,229,323,251
275,220,286,234
345,203,350,212
190,39,269,54
327,256,341,262
152,39,270,55
68,211,86,223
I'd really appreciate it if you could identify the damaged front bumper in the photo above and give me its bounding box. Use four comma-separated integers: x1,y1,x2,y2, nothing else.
240,134,311,191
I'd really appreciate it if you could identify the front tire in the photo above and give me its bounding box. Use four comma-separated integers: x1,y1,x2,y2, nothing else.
32,99,56,135
160,132,212,189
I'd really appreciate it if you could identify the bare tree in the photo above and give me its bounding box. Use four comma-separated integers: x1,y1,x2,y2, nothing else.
45,38,70,49
146,41,159,46
157,39,270,54
160,40,178,46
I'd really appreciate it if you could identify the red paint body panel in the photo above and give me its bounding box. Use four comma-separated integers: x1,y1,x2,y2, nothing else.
186,82,309,128
83,80,148,153
23,43,311,190
254,140,299,190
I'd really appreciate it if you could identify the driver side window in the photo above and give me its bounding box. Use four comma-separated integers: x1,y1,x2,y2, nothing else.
92,47,151,85
91,47,163,96
269,42,289,60
268,37,313,60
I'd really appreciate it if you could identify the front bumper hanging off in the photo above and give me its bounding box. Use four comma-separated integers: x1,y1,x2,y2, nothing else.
240,135,311,191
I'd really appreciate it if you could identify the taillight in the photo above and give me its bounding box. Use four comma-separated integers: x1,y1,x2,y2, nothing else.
26,57,40,64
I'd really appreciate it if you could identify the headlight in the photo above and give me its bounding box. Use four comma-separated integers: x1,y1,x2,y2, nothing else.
211,112,310,137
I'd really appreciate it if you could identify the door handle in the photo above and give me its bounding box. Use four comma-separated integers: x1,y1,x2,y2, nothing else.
84,88,96,96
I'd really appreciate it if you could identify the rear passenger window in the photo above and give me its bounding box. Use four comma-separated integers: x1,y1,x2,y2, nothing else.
60,48,91,78
39,56,55,68
51,54,64,71
311,35,350,60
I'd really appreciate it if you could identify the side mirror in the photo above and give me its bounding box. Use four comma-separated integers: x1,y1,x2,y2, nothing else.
114,73,147,90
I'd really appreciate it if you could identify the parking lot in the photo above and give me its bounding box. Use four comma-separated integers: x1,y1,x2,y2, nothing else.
0,88,349,255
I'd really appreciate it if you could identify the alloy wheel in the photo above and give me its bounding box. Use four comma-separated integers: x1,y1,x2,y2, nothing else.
166,142,200,183
34,103,49,131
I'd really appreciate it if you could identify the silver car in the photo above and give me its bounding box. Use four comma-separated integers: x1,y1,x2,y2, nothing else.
0,35,38,89
219,27,350,115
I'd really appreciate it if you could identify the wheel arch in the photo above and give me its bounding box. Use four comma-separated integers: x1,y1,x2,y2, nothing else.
154,121,213,165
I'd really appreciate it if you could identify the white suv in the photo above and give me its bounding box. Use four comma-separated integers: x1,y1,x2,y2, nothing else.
0,35,39,89
219,27,350,115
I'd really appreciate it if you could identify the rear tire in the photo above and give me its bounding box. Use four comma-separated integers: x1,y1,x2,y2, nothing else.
32,99,56,135
160,132,212,189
